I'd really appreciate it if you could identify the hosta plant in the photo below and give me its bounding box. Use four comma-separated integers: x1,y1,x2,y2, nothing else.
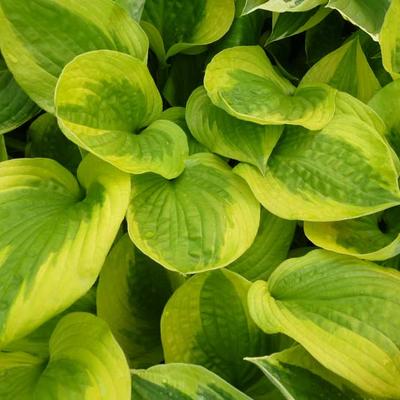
0,0,400,399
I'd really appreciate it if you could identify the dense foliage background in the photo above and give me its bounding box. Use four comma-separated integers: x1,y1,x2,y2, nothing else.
0,0,400,398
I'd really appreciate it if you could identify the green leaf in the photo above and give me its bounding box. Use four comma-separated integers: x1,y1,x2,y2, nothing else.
186,86,283,174
0,0,148,112
235,92,400,222
163,54,207,107
204,46,336,130
114,0,145,21
369,80,400,158
301,36,381,103
304,207,400,261
0,136,7,161
0,55,40,135
247,346,364,399
25,113,81,173
247,249,400,398
267,7,331,45
211,10,266,54
161,269,271,389
380,0,400,80
55,50,188,179
241,0,325,13
142,0,235,59
132,363,252,399
228,208,296,281
0,313,131,399
4,288,97,358
161,107,209,155
127,153,260,274
304,11,346,65
97,234,174,368
326,0,391,40
0,154,130,347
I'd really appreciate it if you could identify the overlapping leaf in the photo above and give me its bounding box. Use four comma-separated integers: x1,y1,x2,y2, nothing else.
247,346,364,399
0,154,130,347
97,234,175,368
235,92,400,221
248,250,400,397
204,46,336,130
142,0,235,59
0,313,131,400
186,86,283,173
229,208,296,281
127,153,260,273
0,55,40,135
305,207,400,260
161,269,270,389
55,50,188,179
0,0,148,112
301,36,381,103
132,363,252,399
26,114,81,173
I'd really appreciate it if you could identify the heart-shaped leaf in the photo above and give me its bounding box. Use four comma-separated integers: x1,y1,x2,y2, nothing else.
0,0,148,112
235,92,400,221
127,153,260,274
0,154,130,347
204,46,336,130
186,86,283,174
248,249,400,398
55,50,188,179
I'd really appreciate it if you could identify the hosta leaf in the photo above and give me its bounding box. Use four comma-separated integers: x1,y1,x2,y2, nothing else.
301,36,381,103
229,208,296,281
0,137,6,162
0,55,40,135
114,0,145,21
267,7,331,44
97,234,174,368
380,0,400,79
204,46,336,130
0,154,130,347
235,93,400,221
0,313,131,400
161,107,209,155
212,10,266,54
127,153,260,274
4,288,97,358
25,114,81,173
326,0,391,40
132,363,252,399
241,0,325,13
247,346,364,399
142,0,235,59
304,11,346,65
248,249,400,398
186,86,283,173
0,0,148,113
304,207,400,261
161,269,270,389
369,80,400,157
55,50,188,179
163,54,207,107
